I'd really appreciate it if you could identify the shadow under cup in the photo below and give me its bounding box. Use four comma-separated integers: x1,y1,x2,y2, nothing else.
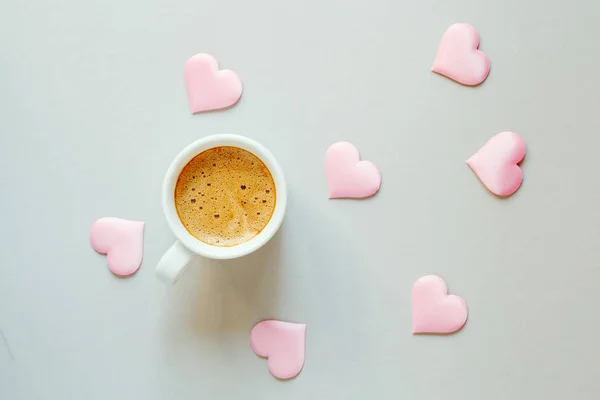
157,134,287,284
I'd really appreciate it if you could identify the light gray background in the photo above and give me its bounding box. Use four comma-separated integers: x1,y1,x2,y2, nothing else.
1,0,600,399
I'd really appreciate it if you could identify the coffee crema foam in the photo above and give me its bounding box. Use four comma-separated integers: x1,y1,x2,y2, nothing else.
175,146,276,247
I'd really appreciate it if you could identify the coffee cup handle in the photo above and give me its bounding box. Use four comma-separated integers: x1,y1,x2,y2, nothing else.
156,241,194,284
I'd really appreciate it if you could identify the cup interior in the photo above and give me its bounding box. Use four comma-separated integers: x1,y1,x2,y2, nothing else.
162,134,287,259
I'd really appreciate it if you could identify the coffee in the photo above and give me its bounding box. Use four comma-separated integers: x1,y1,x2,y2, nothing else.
174,146,276,247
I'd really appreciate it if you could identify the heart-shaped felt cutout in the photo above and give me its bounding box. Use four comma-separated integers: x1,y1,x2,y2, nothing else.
184,53,243,113
432,23,490,86
90,217,144,276
250,320,306,380
467,131,525,197
412,275,468,334
325,142,381,199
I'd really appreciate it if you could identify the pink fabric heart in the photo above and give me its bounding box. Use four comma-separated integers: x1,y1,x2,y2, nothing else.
90,217,144,277
325,142,382,199
432,23,490,86
250,320,306,380
184,53,243,113
412,275,468,334
467,131,525,197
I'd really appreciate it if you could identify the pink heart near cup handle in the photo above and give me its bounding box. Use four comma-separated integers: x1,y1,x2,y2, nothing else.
90,217,144,277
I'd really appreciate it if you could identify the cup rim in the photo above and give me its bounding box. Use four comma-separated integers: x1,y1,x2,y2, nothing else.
162,134,287,259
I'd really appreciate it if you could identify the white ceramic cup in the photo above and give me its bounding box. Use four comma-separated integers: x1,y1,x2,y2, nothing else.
156,134,287,284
